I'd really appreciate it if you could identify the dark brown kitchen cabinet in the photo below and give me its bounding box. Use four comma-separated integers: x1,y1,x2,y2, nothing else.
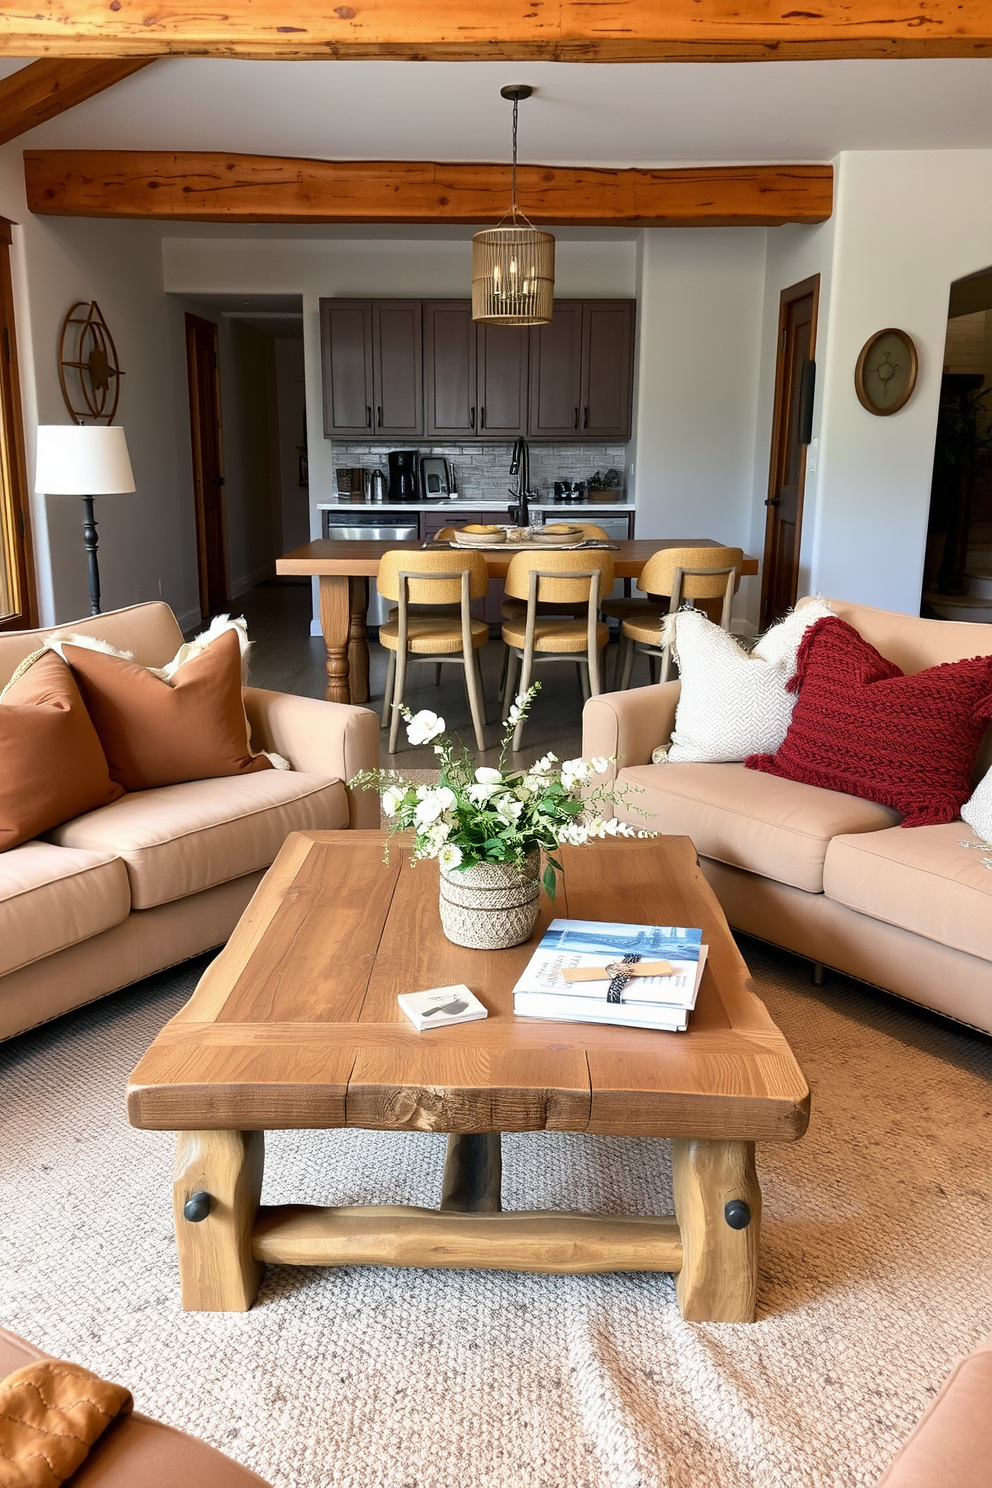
528,301,583,438
579,300,635,440
477,324,528,438
372,300,423,437
320,300,373,436
424,300,477,437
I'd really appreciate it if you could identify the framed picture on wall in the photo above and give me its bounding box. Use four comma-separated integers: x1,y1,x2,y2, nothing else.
854,328,918,416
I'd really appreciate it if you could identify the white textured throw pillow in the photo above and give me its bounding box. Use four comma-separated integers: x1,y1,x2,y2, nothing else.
654,598,835,764
961,767,992,843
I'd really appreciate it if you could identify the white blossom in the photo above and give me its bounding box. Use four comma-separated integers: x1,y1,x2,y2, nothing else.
414,790,449,826
406,710,445,745
382,784,407,817
590,757,610,775
438,842,463,870
494,793,524,823
561,757,593,784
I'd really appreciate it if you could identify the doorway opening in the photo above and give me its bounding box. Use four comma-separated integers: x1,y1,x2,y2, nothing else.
922,268,992,623
760,275,818,626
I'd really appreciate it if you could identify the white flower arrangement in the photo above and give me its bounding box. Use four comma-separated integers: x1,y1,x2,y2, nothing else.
350,684,653,898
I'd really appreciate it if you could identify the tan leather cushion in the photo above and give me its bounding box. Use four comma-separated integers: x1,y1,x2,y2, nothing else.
823,822,992,963
62,630,273,792
0,841,130,976
0,1329,271,1488
617,762,899,893
49,771,348,909
877,1336,992,1488
0,651,123,852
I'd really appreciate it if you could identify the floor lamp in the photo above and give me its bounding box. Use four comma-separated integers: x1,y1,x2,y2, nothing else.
35,425,136,616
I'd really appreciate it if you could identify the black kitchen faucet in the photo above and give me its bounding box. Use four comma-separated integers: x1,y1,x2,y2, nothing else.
508,436,535,527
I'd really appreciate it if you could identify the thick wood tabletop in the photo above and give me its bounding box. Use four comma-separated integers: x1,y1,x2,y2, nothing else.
127,833,808,1142
276,537,760,580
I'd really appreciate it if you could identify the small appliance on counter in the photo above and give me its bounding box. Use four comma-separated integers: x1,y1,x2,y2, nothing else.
369,468,387,502
553,480,586,503
335,466,367,502
420,456,454,499
387,450,419,502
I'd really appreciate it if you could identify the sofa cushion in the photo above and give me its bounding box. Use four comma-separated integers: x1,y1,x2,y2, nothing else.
877,1335,992,1488
823,822,992,963
0,841,131,977
48,771,348,910
618,762,899,893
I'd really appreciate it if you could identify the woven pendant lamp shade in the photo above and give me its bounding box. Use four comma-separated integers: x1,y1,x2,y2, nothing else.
472,225,555,325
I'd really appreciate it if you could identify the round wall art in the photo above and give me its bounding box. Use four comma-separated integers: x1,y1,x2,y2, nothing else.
58,300,124,424
854,328,918,416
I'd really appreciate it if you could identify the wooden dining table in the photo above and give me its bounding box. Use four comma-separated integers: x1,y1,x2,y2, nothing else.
276,538,759,705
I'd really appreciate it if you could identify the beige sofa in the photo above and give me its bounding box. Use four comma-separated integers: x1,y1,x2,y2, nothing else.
583,599,992,1033
0,601,379,1042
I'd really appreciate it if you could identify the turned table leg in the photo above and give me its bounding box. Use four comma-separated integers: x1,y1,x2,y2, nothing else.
348,577,370,705
319,575,352,703
672,1138,761,1323
440,1134,503,1213
173,1130,264,1312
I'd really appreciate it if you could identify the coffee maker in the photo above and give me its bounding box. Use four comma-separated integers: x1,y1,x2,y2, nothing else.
387,450,418,502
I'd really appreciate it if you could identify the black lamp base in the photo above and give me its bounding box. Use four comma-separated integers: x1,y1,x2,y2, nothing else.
82,493,100,616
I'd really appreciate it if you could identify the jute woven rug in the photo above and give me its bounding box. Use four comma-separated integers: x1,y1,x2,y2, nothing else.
1,941,990,1488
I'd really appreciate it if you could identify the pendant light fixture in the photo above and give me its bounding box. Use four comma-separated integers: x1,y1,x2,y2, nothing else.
472,84,555,326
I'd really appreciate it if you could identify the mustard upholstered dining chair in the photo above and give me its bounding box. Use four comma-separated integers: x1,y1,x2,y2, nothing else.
501,548,614,752
386,527,463,686
378,548,490,753
617,545,743,689
500,523,611,623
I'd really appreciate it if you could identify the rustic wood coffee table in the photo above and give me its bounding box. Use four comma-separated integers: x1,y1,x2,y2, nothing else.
127,832,809,1323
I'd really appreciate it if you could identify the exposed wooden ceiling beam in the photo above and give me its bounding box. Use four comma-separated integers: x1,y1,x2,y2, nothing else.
0,60,154,146
24,152,833,227
1,1,989,61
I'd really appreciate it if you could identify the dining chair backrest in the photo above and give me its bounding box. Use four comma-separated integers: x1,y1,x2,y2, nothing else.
433,527,458,541
377,547,490,607
504,549,615,608
636,545,744,601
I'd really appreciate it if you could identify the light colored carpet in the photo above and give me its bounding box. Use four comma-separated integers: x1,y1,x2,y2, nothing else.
1,943,991,1488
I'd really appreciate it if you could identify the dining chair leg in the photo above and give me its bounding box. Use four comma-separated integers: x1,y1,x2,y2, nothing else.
498,643,509,702
434,663,442,687
621,638,636,690
388,647,409,754
381,650,396,728
502,650,520,721
463,650,487,753
648,654,659,686
580,660,591,702
512,648,534,752
614,632,630,689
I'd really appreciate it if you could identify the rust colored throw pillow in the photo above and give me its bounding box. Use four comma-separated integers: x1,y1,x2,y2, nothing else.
0,650,123,851
62,626,274,791
745,616,992,828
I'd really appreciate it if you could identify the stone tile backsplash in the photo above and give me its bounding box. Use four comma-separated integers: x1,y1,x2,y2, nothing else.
329,440,628,501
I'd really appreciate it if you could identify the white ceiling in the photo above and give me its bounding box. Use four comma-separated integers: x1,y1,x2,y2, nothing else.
12,57,992,164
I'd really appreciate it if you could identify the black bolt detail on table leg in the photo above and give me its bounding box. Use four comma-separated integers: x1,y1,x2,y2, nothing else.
724,1199,752,1230
183,1191,212,1223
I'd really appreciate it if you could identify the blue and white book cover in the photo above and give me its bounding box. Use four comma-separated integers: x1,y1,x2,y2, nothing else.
513,919,706,1012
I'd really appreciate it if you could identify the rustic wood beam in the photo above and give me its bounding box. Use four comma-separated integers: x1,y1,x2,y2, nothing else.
0,60,154,146
0,1,988,61
24,151,833,227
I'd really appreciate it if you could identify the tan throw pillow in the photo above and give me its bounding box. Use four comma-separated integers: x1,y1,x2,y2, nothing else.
0,650,123,851
61,626,275,791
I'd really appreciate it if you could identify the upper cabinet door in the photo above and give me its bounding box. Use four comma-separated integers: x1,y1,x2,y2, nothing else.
528,301,583,439
424,301,478,438
477,324,528,438
372,300,424,438
320,299,373,436
580,301,636,440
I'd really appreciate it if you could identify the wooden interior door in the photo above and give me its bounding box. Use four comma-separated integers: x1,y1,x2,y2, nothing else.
0,219,36,632
761,276,819,624
185,313,229,618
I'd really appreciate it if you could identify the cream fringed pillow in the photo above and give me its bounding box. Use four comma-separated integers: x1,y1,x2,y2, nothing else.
652,599,835,765
961,766,992,844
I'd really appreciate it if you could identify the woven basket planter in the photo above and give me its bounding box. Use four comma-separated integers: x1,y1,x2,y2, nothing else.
438,850,541,950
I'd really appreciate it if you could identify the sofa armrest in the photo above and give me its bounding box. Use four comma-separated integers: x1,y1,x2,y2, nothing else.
244,688,380,830
582,682,681,788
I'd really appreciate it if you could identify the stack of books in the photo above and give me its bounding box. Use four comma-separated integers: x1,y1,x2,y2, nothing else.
512,918,707,1031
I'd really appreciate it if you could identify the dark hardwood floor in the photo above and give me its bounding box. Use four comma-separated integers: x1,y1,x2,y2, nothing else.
231,577,618,769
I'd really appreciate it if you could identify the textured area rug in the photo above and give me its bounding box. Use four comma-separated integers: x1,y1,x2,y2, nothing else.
1,944,991,1488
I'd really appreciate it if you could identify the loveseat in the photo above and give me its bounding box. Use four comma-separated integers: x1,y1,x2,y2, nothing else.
0,602,379,1042
583,598,992,1033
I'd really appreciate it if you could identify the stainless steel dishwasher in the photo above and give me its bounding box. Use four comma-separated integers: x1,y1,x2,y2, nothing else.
322,510,419,626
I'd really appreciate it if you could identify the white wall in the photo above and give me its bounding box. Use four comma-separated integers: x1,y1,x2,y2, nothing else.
0,144,200,629
809,150,992,614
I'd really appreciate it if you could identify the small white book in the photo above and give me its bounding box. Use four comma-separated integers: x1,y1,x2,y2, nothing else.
398,984,488,1032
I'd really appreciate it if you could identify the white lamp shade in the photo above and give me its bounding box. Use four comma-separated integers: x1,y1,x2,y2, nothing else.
35,424,135,496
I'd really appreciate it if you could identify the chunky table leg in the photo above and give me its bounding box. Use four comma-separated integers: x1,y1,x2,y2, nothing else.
440,1133,502,1213
319,574,352,703
672,1138,761,1323
348,576,370,705
173,1130,264,1312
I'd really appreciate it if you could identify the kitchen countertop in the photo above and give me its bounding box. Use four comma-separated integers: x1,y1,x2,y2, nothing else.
316,499,635,513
